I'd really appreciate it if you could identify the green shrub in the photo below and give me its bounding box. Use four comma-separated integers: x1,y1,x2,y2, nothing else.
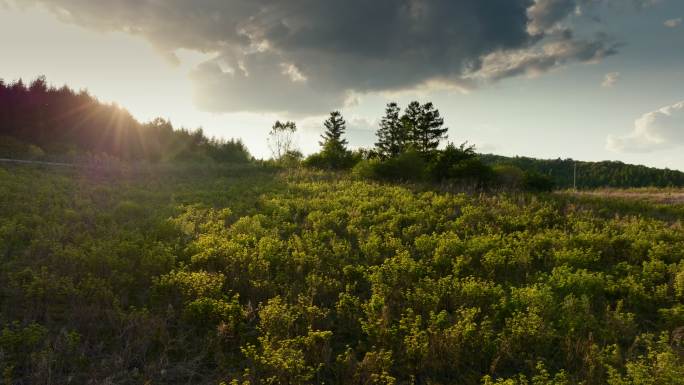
280,150,304,167
26,145,45,160
524,171,555,192
0,136,29,158
493,164,526,190
304,147,357,170
206,139,252,163
358,150,427,181
428,142,477,181
352,158,381,180
444,157,495,184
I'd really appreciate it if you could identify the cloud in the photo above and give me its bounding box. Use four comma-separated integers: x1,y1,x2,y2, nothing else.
470,31,618,81
189,54,352,116
527,0,580,36
633,0,661,9
345,118,380,149
601,72,620,88
297,115,377,153
607,101,684,153
664,18,682,28
475,142,500,153
15,0,618,115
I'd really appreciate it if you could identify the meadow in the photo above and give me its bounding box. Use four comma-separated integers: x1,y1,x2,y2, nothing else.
1,163,684,384
567,188,684,205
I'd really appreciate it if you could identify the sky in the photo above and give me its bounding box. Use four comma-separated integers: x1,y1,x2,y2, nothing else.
1,0,683,168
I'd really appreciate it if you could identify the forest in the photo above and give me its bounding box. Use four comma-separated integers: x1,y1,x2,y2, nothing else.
1,77,684,384
0,77,251,163
481,155,684,190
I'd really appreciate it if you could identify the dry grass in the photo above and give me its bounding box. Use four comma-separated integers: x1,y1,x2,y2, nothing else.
561,188,684,204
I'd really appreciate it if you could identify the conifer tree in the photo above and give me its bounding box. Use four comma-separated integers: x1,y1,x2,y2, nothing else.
403,101,448,155
401,101,422,150
320,111,348,153
310,110,353,169
375,102,408,159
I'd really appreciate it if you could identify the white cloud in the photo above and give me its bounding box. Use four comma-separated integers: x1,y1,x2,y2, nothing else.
476,142,499,153
470,34,617,81
601,72,620,88
280,63,308,83
607,101,684,153
527,0,576,36
664,18,682,28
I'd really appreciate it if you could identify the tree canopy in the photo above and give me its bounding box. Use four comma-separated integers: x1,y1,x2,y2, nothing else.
375,102,408,159
320,111,349,151
0,76,251,163
268,120,297,161
305,111,355,169
403,101,448,156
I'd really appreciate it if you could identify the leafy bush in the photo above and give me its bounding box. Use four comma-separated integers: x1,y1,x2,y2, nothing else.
493,164,526,190
304,145,357,170
354,144,497,189
26,144,46,160
0,136,37,159
353,150,427,181
279,150,304,167
352,158,381,179
441,157,495,185
524,171,556,192
428,142,477,180
206,138,252,163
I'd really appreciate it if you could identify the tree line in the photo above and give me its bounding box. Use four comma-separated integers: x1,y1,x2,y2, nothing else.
3,75,682,190
271,103,554,191
0,77,251,163
481,154,684,189
272,104,684,191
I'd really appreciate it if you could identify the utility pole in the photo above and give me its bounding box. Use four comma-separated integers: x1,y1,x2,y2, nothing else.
573,161,577,191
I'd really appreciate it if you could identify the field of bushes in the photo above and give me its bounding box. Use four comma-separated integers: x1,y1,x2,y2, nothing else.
1,164,684,384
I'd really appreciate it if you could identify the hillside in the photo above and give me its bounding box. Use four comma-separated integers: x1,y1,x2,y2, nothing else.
481,154,684,189
0,77,250,163
1,164,684,384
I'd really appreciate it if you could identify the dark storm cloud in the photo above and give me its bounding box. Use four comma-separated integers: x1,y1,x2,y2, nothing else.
16,0,617,114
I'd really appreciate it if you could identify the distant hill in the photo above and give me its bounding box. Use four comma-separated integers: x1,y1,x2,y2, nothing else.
0,76,251,163
480,154,684,189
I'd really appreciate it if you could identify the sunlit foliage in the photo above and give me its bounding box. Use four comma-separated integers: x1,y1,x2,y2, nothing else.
1,165,684,383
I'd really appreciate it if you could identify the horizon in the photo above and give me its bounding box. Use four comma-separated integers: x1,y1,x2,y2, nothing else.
1,0,683,169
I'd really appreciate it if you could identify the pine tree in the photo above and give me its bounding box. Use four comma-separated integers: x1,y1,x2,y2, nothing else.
375,102,408,159
311,111,352,169
320,111,348,152
402,101,422,151
403,101,448,155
